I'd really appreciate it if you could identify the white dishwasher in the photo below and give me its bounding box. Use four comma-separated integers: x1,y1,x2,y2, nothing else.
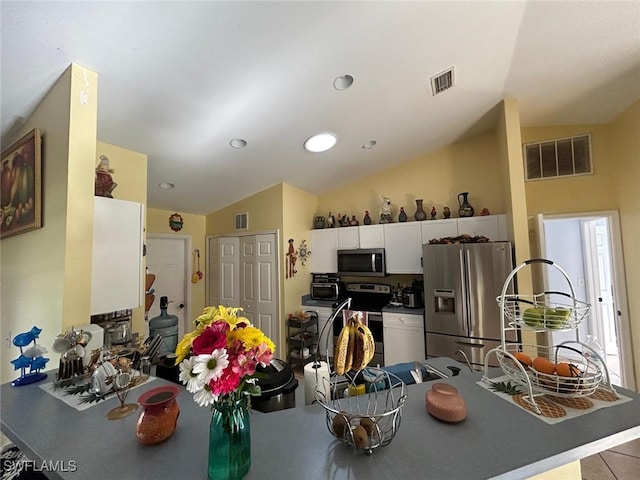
382,311,426,365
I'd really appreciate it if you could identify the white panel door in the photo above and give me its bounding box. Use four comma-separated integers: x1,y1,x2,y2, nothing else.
146,235,189,339
219,237,240,307
240,234,278,348
206,237,220,307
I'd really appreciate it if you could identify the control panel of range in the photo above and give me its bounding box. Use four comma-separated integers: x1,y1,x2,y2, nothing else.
344,283,391,294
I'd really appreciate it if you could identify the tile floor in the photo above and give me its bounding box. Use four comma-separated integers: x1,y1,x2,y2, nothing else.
293,365,640,479
580,438,640,480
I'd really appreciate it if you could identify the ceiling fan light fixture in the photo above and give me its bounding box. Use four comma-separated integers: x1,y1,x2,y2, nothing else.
362,140,377,149
230,138,247,149
304,133,337,153
158,182,175,190
333,74,354,90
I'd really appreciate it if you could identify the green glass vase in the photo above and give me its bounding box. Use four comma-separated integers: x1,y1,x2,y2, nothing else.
208,397,251,480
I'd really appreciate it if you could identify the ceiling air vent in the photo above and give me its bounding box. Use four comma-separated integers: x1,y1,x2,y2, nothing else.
430,67,454,96
234,212,248,231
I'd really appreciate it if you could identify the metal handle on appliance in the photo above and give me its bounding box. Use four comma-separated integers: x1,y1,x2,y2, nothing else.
459,249,469,334
465,249,472,334
371,254,376,272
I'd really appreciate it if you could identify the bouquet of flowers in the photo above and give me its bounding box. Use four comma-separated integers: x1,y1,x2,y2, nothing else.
175,305,275,408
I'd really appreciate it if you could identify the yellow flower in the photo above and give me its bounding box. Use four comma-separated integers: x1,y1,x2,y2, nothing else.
215,305,250,330
228,326,276,353
175,330,199,364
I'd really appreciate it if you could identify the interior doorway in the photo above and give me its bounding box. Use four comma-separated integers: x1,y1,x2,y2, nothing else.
146,234,192,340
537,211,634,388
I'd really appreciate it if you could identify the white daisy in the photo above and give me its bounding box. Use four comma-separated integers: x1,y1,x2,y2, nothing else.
178,357,203,393
192,349,229,384
193,383,218,407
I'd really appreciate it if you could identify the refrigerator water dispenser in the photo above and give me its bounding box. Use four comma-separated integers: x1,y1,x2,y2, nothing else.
434,289,455,313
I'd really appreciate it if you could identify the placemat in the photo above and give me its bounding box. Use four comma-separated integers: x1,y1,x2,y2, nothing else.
39,374,156,411
477,375,631,425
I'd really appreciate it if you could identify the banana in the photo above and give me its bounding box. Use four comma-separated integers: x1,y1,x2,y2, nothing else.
334,323,352,375
358,322,376,366
351,321,366,371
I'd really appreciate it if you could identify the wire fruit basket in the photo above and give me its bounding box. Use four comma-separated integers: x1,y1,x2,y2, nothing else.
497,291,590,331
312,298,408,455
483,258,617,415
496,343,603,397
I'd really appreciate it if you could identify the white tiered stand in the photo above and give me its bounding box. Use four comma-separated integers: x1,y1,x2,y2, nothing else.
482,258,618,414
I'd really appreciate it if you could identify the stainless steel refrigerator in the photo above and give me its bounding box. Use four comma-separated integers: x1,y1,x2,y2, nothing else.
422,242,517,369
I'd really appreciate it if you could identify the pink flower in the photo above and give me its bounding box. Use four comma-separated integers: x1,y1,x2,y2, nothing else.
211,368,241,396
233,352,257,377
255,342,274,366
192,323,228,355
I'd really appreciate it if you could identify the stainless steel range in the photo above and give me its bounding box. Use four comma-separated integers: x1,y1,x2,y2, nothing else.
332,283,391,368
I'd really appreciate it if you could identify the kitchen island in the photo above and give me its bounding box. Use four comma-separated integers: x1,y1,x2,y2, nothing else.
2,360,639,480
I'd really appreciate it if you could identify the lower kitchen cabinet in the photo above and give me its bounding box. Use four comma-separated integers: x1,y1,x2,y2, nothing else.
382,311,425,365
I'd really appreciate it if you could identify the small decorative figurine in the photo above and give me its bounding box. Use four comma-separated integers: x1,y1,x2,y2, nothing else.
286,239,297,278
95,155,117,198
481,208,490,216
314,216,325,229
169,213,184,231
398,207,407,222
443,207,451,219
338,214,349,227
363,210,372,225
10,326,49,386
379,194,393,224
349,215,359,226
327,212,335,228
431,206,437,220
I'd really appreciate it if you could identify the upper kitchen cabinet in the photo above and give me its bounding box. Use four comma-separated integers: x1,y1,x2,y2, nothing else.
310,229,338,273
383,222,423,274
457,214,507,241
337,226,359,249
91,197,144,315
421,219,459,244
358,224,385,248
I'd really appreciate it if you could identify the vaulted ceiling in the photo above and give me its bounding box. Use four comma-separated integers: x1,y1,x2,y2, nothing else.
2,1,639,215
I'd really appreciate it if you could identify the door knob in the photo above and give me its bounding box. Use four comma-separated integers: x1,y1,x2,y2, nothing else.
178,303,185,309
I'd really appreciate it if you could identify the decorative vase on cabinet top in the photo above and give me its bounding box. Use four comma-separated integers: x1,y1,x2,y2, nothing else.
457,192,474,218
414,199,427,221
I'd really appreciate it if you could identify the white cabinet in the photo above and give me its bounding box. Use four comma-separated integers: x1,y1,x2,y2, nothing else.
457,214,507,241
358,224,385,248
383,222,423,274
337,226,359,249
421,219,458,244
382,311,425,365
91,197,144,315
310,229,338,273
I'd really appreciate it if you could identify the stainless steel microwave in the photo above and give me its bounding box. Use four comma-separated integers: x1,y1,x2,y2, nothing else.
337,248,386,277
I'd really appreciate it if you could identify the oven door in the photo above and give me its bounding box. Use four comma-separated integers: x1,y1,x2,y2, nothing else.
333,311,384,368
311,283,339,301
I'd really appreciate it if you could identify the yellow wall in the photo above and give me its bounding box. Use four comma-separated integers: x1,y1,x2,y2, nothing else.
522,100,640,389
96,141,148,333
608,99,640,389
523,124,617,214
146,208,207,326
1,64,98,383
316,130,506,221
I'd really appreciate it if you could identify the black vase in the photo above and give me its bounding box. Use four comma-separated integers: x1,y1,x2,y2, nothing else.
457,192,474,217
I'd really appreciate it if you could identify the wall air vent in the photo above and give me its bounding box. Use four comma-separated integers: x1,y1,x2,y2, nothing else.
430,67,455,96
234,212,248,230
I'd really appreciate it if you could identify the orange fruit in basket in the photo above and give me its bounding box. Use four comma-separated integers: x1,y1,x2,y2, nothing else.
532,357,556,375
512,352,532,367
555,362,581,378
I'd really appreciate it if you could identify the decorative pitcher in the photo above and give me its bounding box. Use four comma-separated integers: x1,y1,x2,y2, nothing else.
457,192,474,217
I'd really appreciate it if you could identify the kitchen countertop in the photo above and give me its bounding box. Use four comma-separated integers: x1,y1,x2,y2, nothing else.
2,360,639,479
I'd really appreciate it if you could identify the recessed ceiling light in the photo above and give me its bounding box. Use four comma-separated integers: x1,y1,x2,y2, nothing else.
304,133,337,153
230,138,247,149
333,74,354,90
362,140,377,149
159,182,175,189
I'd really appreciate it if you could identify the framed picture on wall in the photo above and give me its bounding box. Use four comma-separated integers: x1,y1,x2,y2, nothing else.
1,128,42,239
